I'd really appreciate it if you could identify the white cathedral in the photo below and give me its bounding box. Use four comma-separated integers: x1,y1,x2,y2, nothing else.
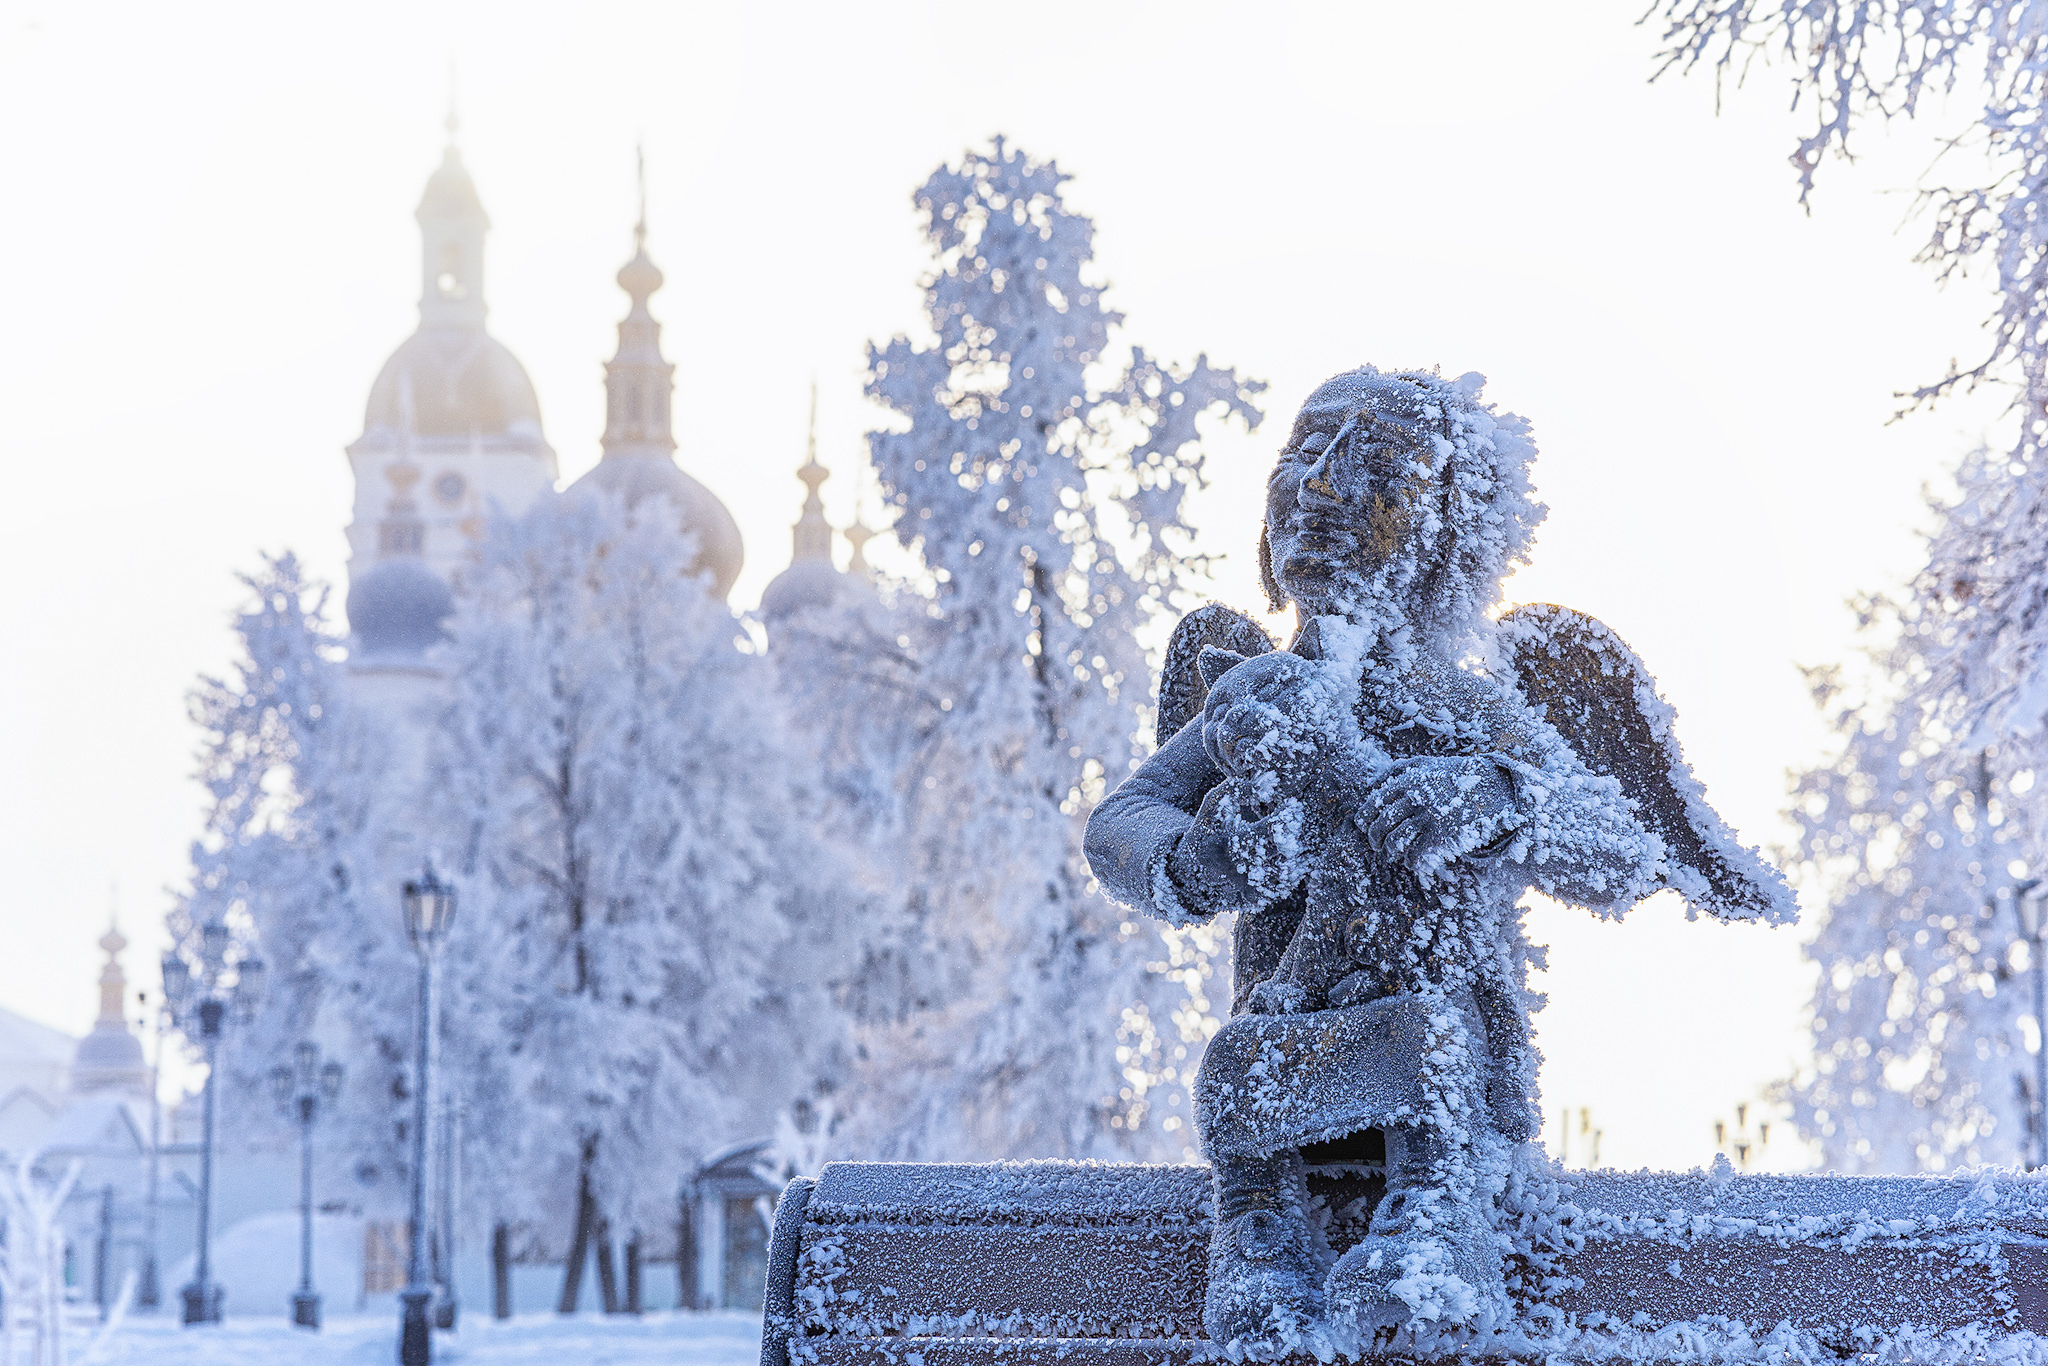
0,133,866,1322
341,131,855,694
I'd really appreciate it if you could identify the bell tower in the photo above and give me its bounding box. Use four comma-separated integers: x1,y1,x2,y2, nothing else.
416,109,489,331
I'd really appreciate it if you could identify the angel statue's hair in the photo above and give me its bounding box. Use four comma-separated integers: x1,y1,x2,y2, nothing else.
1260,367,1546,646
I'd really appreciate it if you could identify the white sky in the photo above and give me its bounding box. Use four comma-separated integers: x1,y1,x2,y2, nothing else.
0,0,2013,1172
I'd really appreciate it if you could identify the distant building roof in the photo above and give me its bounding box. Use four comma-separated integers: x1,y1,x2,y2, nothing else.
0,1005,77,1111
39,1092,144,1155
0,1085,61,1155
0,1005,76,1070
695,1137,780,1195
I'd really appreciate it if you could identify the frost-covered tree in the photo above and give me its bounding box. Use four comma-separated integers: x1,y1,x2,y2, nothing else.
1652,2,2048,435
1651,1,2048,1173
1786,448,2048,1171
844,137,1264,1161
173,554,419,1207
433,490,845,1303
1650,5,2048,702
766,587,933,1020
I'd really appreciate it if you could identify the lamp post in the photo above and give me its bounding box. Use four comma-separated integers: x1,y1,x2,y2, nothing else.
165,928,265,1327
399,863,456,1366
137,985,166,1311
435,1092,460,1330
270,1040,345,1329
2014,879,2048,1170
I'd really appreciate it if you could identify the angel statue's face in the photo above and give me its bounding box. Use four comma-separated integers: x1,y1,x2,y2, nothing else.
1265,374,1433,616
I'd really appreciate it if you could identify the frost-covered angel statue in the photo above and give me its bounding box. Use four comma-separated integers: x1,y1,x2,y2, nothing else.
1084,367,1795,1352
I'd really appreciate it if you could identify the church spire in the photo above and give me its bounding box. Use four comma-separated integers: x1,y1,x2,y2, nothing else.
791,382,832,564
601,145,676,458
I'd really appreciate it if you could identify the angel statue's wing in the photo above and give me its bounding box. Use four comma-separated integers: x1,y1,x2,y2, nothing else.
1156,603,1277,747
1497,603,1797,925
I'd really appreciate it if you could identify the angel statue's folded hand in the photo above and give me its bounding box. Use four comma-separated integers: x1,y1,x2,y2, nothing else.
1198,650,1327,801
1356,754,1520,882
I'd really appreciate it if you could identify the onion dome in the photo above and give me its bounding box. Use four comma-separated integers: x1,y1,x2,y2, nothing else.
71,1025,144,1076
364,330,542,438
760,559,845,619
568,161,743,600
575,456,745,600
617,243,663,302
346,556,454,660
843,519,879,576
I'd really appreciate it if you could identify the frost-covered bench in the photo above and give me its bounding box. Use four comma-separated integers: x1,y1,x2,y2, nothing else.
762,1160,2048,1363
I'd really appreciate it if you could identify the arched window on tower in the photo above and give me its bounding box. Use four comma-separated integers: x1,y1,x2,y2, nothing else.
437,243,466,299
381,520,425,556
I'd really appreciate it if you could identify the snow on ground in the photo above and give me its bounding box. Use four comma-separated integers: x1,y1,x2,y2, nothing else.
74,1308,761,1366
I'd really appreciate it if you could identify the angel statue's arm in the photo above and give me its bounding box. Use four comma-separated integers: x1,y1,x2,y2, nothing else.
1085,722,1274,926
1088,603,1300,926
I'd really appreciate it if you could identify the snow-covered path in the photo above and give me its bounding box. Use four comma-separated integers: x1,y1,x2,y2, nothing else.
73,1308,761,1365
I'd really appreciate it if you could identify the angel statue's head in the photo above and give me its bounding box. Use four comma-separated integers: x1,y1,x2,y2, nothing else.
1260,367,1546,647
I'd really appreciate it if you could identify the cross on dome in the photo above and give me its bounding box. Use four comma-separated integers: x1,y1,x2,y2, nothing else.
615,154,666,321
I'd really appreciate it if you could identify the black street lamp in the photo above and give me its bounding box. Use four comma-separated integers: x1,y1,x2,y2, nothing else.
271,1040,345,1329
399,863,456,1366
164,930,264,1327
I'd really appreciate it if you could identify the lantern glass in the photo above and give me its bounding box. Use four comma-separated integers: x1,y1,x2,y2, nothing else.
320,1060,345,1102
200,921,229,966
295,1039,319,1081
160,954,191,1010
270,1065,294,1105
401,864,457,949
236,956,266,1005
2019,883,2048,942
